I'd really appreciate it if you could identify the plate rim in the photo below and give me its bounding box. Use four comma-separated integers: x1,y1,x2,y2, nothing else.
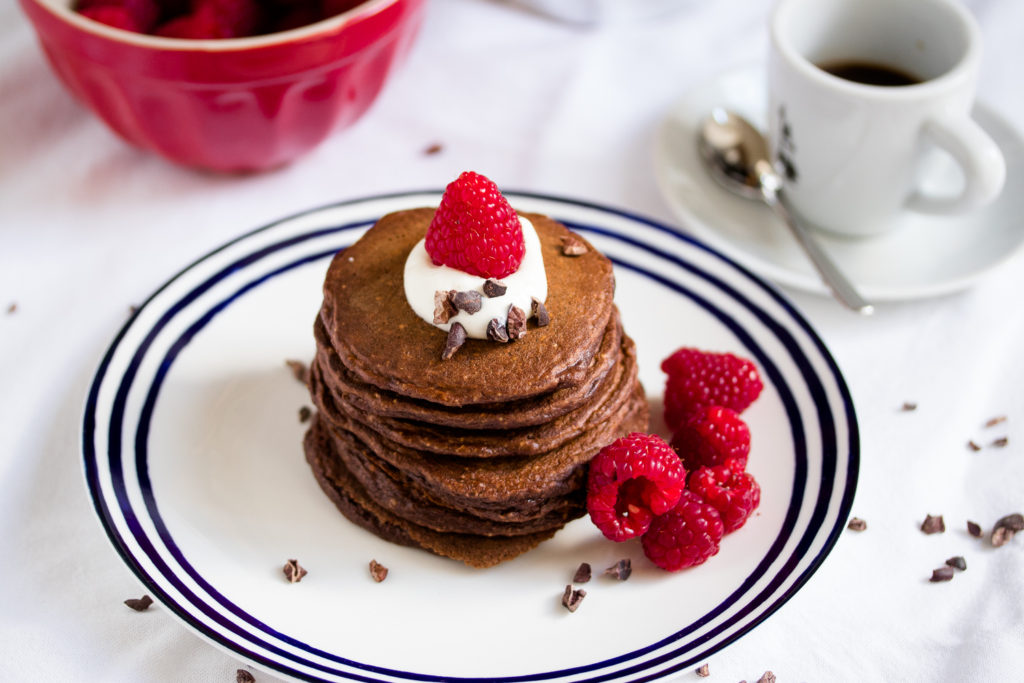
82,190,859,683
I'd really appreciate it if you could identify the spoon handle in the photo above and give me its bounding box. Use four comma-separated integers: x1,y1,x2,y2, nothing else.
766,189,874,315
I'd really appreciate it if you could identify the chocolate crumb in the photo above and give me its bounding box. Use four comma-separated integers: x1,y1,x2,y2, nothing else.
930,566,955,582
285,360,309,386
423,142,443,156
6,302,16,315
696,663,710,677
921,515,945,534
283,559,307,583
561,585,586,612
298,406,312,423
967,440,982,452
452,290,482,314
757,672,776,683
604,558,632,581
847,517,867,531
991,513,1024,547
967,521,983,538
991,436,1009,448
128,304,138,316
901,401,918,412
369,559,389,583
433,290,457,324
561,234,588,256
531,297,550,327
486,318,509,343
573,562,592,584
236,670,256,683
985,415,1007,428
506,305,527,340
123,595,153,612
945,556,967,571
483,279,507,298
441,322,467,360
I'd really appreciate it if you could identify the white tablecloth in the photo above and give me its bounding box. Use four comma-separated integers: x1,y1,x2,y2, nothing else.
2,0,1023,680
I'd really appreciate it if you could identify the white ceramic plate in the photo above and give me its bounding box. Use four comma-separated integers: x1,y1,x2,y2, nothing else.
83,192,858,683
654,64,1024,300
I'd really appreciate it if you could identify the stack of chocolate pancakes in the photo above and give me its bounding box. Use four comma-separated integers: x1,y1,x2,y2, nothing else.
303,207,648,567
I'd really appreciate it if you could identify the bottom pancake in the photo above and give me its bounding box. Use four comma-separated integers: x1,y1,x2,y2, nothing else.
304,414,559,568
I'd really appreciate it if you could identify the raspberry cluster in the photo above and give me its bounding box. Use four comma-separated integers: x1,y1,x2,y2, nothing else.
75,0,365,38
585,347,764,572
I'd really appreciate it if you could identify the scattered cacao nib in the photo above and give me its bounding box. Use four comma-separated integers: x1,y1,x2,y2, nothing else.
991,513,1024,547
433,290,457,324
945,556,967,571
573,562,592,584
967,440,982,452
561,234,588,256
123,595,153,612
967,521,983,538
506,305,527,340
128,304,138,316
441,322,467,360
369,559,389,583
921,515,945,534
236,670,256,683
985,415,1007,428
757,672,776,683
482,279,507,298
452,290,482,314
991,436,1009,448
696,663,710,678
531,297,550,327
283,559,307,583
847,517,867,531
486,318,509,343
285,360,309,386
561,585,586,613
298,406,312,423
900,401,918,412
6,302,16,315
423,142,443,156
929,566,955,583
604,558,632,581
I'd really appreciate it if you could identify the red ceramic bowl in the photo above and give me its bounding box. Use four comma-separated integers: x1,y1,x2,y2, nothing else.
18,0,426,171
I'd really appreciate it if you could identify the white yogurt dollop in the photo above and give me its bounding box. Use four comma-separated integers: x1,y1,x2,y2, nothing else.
403,216,547,339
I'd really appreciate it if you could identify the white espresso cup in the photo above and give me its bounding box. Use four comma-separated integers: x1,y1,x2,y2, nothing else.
768,0,1006,237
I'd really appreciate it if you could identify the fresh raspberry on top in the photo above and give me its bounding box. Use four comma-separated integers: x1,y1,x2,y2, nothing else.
155,5,227,38
671,405,751,474
197,0,262,38
78,5,143,31
425,171,525,279
688,459,761,533
587,433,686,542
641,490,724,571
661,348,763,431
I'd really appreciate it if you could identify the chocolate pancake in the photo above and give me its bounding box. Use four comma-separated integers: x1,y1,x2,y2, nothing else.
305,415,560,569
319,209,616,406
312,305,623,430
320,314,635,458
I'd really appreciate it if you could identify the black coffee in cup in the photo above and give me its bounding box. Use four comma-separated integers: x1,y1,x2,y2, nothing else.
818,60,922,86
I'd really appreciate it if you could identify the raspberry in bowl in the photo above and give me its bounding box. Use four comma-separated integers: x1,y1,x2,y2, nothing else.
18,0,426,171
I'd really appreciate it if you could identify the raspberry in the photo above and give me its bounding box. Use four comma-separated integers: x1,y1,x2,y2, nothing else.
586,433,686,542
323,0,365,18
78,6,143,31
196,0,262,37
425,171,525,279
155,6,227,38
641,490,724,571
671,405,751,474
688,459,761,533
661,348,763,431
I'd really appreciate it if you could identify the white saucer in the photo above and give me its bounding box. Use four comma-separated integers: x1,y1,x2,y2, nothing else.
653,64,1024,300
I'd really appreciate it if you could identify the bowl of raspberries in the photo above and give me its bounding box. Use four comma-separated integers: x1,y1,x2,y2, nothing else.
18,0,427,171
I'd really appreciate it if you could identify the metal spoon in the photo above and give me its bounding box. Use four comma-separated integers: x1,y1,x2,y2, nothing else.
697,108,873,315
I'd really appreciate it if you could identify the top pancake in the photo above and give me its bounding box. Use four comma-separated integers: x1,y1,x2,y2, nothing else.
320,208,616,406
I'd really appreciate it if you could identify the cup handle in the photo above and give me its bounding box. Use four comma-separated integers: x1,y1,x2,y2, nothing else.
905,113,1006,214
